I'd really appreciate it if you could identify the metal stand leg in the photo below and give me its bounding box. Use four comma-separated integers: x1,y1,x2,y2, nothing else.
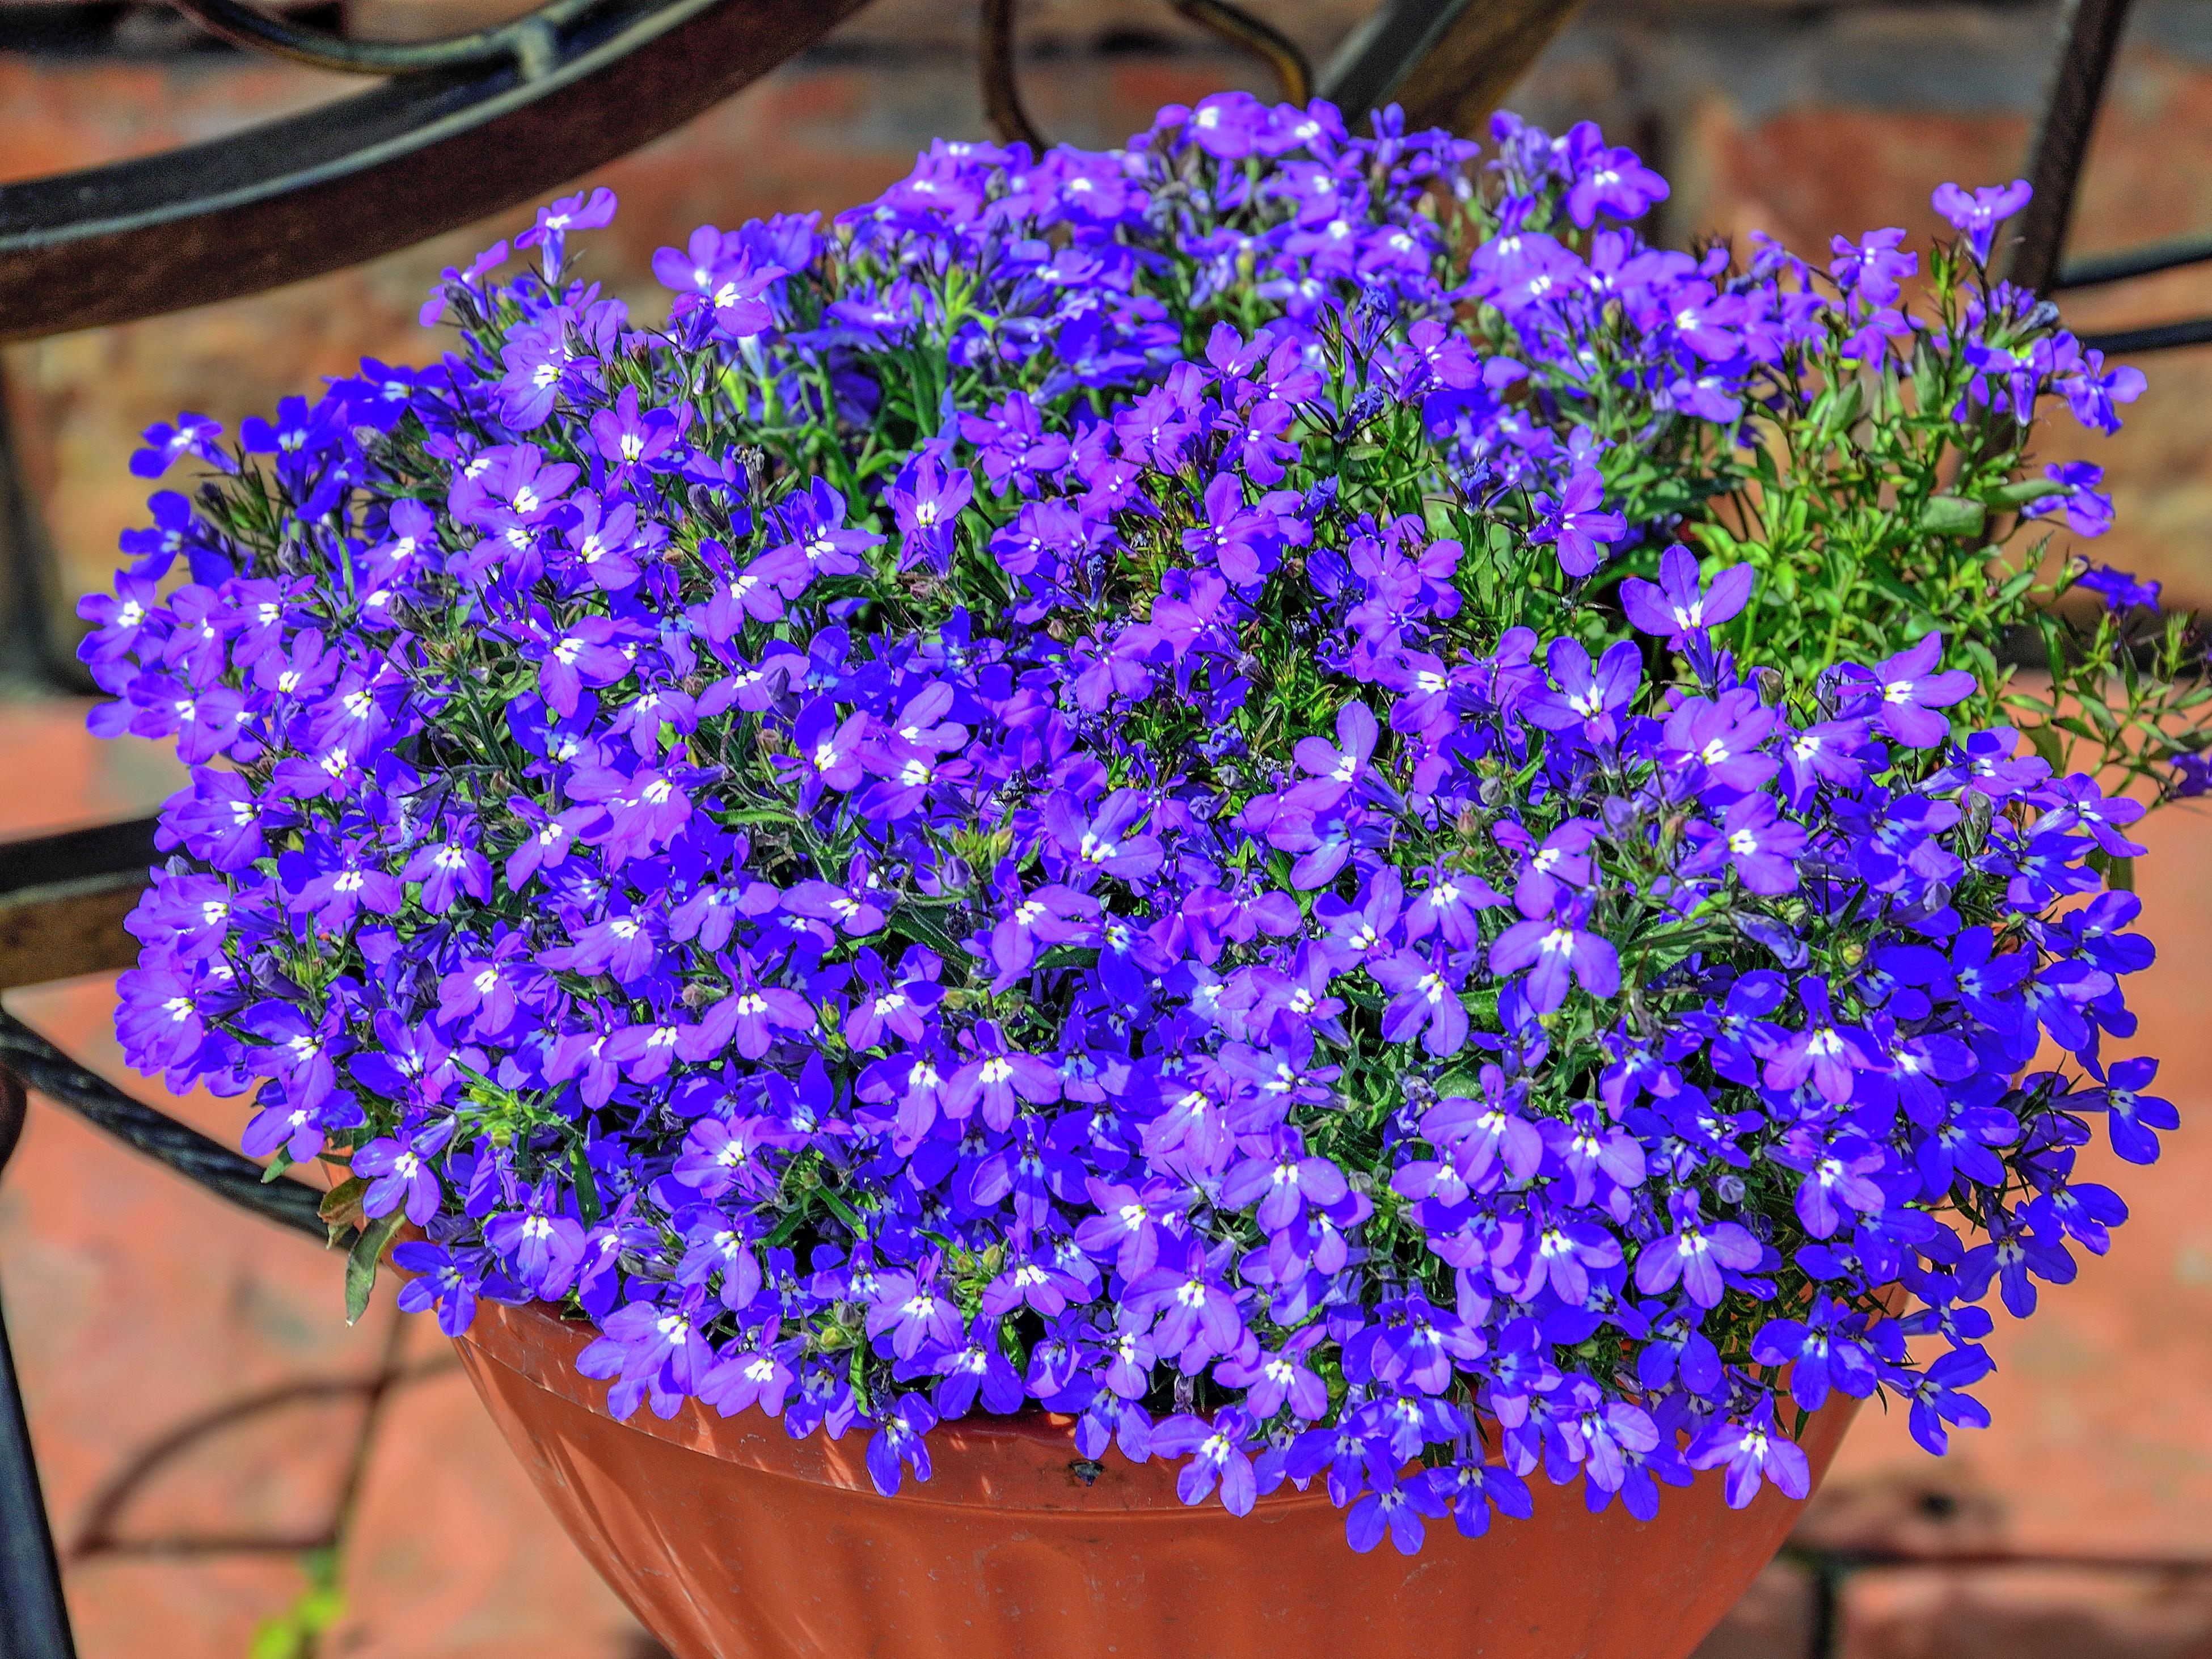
0,1070,77,1659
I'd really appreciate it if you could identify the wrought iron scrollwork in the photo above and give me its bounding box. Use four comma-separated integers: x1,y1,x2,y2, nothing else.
0,0,875,342
0,1009,328,1239
162,0,605,78
980,0,1581,153
982,0,1315,151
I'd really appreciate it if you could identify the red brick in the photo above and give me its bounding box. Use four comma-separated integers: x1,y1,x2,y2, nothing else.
1837,1564,2212,1659
1693,1559,1818,1659
328,1318,643,1659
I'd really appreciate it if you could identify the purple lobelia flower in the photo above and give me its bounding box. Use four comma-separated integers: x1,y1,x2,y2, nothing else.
1688,1397,1810,1509
866,1395,939,1497
1751,1293,1881,1412
1635,1193,1761,1309
1696,793,1808,895
393,1242,510,1339
1931,179,2033,265
1829,227,1916,306
130,413,232,479
1526,638,1641,746
2070,555,2158,612
1561,121,1669,227
698,1324,798,1419
1150,1406,1261,1514
2079,1054,2177,1165
517,185,617,283
1762,978,1882,1104
2030,462,2117,539
1489,894,1620,1014
1530,463,1626,578
1620,545,1753,645
1371,946,1471,1056
889,448,974,576
353,1119,454,1225
82,103,2176,1560
1844,632,1977,749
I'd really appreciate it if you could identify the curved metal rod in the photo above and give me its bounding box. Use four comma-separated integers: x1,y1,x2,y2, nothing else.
0,1067,23,1182
1319,0,1582,137
0,0,873,341
982,0,1313,153
0,1230,78,1659
1170,0,1312,105
0,1008,326,1238
979,0,1042,151
163,0,605,78
1320,0,1467,126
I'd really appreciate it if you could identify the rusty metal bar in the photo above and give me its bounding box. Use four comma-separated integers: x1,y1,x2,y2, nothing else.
0,819,158,994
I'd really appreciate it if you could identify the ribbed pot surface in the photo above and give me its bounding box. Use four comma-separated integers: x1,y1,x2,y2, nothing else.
453,1298,1856,1659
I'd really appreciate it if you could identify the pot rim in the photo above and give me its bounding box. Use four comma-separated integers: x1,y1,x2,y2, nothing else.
457,1293,1340,1514
454,1279,1877,1518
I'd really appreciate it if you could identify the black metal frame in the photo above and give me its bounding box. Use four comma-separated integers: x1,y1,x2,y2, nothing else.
1319,0,1488,124
0,823,330,1658
0,1074,74,1659
0,0,875,342
2010,0,2212,351
0,1061,330,1659
162,0,603,77
1,3,2208,1655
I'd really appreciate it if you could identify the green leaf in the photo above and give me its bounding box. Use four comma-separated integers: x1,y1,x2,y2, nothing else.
1458,986,1502,1029
1915,495,1987,538
817,1183,865,1232
2025,724,2066,774
888,903,967,959
2089,850,2137,893
318,1176,368,1247
345,1210,405,1326
1985,476,2067,509
570,1141,603,1227
318,1175,367,1225
1432,1064,1488,1099
1033,943,1101,974
1339,983,1386,1014
248,1550,345,1659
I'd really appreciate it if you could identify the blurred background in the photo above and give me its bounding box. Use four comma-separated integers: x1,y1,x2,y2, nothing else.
3,3,2212,1655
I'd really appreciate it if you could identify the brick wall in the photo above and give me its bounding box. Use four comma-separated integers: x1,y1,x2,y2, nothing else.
4,5,2212,1656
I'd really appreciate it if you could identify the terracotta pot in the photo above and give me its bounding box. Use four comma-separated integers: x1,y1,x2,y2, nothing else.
452,1297,1858,1659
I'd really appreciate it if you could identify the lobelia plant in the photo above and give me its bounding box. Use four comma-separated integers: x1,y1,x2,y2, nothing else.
88,93,2196,1556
